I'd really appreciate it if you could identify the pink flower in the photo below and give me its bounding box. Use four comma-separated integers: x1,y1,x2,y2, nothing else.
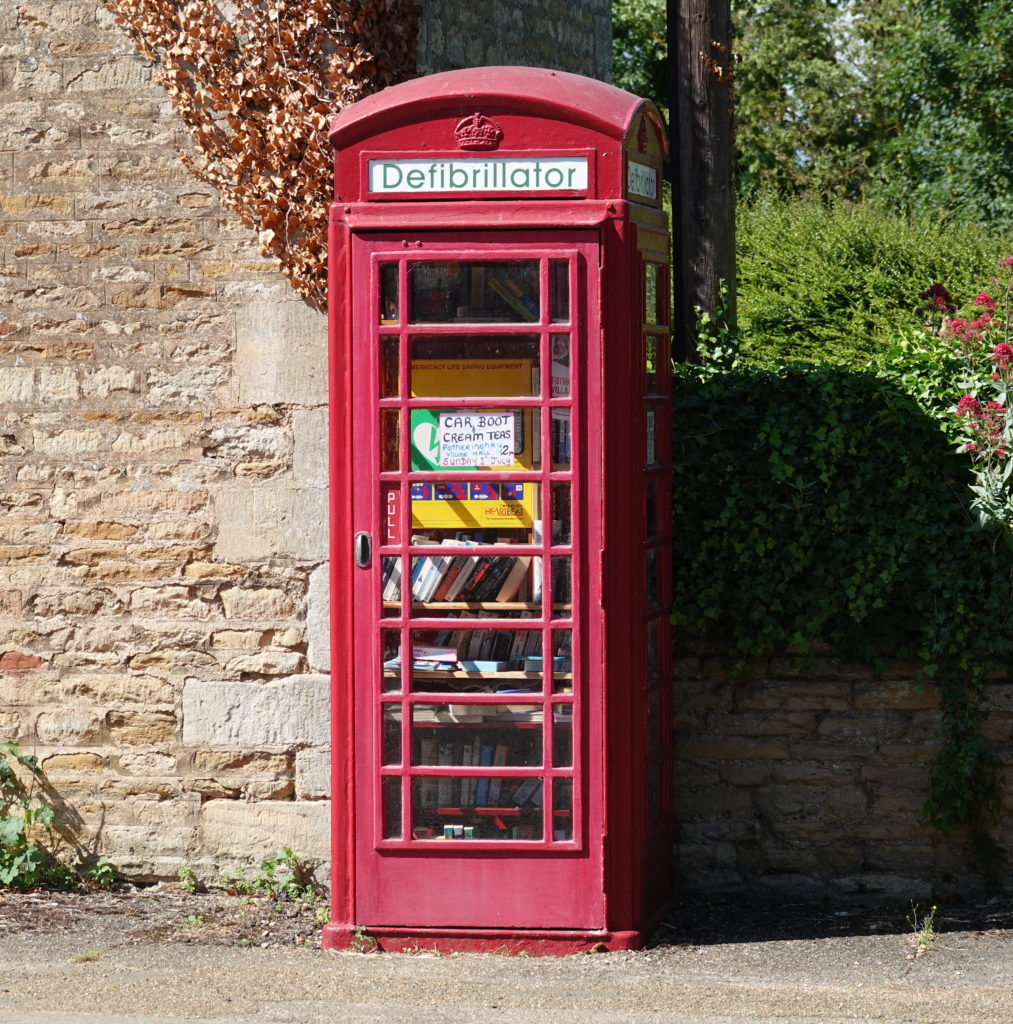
998,450,1009,458
957,395,983,417
977,292,998,313
999,255,1013,268
919,282,957,315
990,342,1013,369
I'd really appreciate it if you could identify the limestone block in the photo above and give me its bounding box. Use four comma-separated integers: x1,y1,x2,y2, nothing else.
182,561,246,580
193,751,291,774
243,779,295,800
830,873,932,900
0,368,34,402
64,521,138,540
35,708,101,744
0,193,73,216
222,651,303,676
81,365,137,397
295,748,330,799
69,673,174,707
235,300,327,406
64,57,155,94
0,711,23,741
306,562,330,672
106,710,177,745
198,799,330,873
181,676,329,749
34,428,103,456
117,751,178,775
111,426,190,453
98,825,193,881
219,587,295,620
203,423,287,466
292,406,328,487
41,752,104,771
128,586,213,619
148,520,211,542
147,365,231,405
211,629,264,651
214,480,328,561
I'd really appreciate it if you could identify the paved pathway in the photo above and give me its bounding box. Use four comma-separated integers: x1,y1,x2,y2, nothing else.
3,922,1013,1023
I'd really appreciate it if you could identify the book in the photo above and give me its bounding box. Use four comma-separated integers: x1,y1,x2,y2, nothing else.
459,742,474,805
417,778,439,809
486,274,538,321
437,742,455,805
411,644,457,663
465,628,487,662
459,660,511,672
469,555,515,602
382,557,402,602
475,745,494,806
409,546,428,602
431,540,477,601
489,629,514,663
487,744,510,804
449,610,478,660
511,777,540,807
415,538,461,602
445,549,483,601
458,554,511,601
495,555,532,602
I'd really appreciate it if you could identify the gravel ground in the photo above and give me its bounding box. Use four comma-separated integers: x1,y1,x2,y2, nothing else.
2,888,1013,1023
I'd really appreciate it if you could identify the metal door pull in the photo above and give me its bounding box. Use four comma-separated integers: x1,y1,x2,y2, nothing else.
354,531,371,568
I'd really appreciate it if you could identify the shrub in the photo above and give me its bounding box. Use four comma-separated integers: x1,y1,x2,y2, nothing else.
736,198,1010,367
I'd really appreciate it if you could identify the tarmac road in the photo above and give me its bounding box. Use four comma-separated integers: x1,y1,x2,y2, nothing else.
3,921,1013,1024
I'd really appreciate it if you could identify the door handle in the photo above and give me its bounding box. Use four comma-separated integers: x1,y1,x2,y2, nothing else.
354,531,371,569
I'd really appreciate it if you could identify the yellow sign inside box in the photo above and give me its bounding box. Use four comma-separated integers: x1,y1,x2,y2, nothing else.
410,359,537,529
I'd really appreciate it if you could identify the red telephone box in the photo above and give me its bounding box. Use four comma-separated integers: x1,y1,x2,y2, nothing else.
324,67,671,954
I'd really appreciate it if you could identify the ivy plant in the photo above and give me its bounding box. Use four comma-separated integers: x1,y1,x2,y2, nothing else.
0,742,76,890
673,356,1008,847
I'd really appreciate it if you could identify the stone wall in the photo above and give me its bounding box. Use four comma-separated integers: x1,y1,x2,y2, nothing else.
417,0,612,80
0,0,333,882
0,1,612,884
676,649,1013,901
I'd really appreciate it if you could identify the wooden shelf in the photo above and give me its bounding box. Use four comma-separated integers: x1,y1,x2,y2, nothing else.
382,602,572,611
434,806,571,817
384,669,571,680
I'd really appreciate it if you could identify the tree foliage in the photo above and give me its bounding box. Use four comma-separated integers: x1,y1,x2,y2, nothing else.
732,0,872,201
106,0,419,307
865,0,1013,227
733,0,1013,227
612,0,668,121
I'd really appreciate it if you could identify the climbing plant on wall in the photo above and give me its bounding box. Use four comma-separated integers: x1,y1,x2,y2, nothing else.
105,0,418,307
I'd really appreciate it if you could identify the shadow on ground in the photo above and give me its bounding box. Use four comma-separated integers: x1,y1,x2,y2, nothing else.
658,895,1013,946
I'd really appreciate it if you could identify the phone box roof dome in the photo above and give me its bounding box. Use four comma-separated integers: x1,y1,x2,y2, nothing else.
328,66,667,205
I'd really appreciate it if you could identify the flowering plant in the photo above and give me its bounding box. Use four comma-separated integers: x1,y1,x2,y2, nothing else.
925,257,1013,541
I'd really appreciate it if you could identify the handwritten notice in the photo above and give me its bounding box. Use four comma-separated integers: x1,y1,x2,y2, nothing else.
437,411,515,467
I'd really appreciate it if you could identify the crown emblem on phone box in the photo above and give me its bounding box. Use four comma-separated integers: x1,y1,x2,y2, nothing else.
455,113,503,150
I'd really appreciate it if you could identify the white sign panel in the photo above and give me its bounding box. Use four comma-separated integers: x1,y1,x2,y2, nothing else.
437,411,516,467
369,157,588,194
627,160,658,200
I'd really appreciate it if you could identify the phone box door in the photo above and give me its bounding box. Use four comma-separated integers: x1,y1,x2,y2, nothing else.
350,231,604,929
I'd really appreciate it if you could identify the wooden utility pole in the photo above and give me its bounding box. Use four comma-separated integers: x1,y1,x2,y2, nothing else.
668,0,736,362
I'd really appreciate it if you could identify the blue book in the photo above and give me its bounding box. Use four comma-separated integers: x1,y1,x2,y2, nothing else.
474,745,494,806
